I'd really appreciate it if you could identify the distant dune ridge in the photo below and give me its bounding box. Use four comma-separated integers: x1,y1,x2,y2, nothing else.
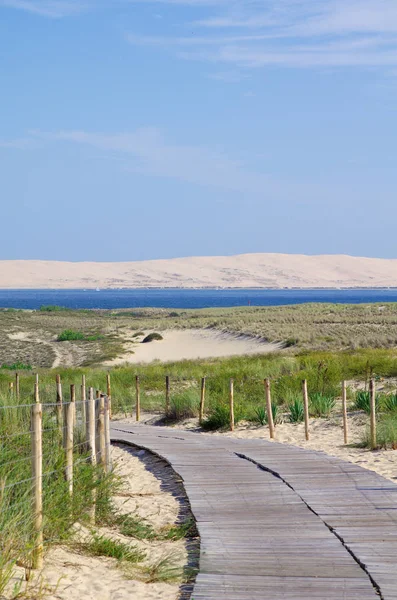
0,253,397,289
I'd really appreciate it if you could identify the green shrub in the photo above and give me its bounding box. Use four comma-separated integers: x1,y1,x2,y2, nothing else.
202,404,243,430
142,333,163,343
362,413,397,449
132,332,145,338
383,394,397,412
39,305,68,312
167,390,200,421
57,330,85,342
252,404,279,426
285,338,298,348
354,390,379,414
309,393,336,418
288,398,304,423
0,362,32,370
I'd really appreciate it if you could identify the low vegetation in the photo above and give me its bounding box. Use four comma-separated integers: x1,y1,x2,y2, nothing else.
142,332,163,343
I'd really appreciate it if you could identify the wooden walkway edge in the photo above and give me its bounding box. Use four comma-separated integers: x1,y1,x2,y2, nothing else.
111,424,397,600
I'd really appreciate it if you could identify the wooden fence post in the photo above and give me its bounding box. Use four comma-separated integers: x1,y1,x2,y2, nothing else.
165,375,170,416
135,376,140,422
104,396,112,474
56,374,63,436
8,381,13,395
229,378,235,432
199,377,206,425
264,378,275,439
342,381,348,445
87,387,96,524
64,385,75,496
370,378,377,450
302,380,310,441
31,386,43,570
106,373,112,420
81,375,87,430
97,394,106,471
15,372,20,400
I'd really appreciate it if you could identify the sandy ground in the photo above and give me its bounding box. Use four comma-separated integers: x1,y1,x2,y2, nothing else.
2,253,397,288
115,412,397,483
106,329,281,365
8,445,196,600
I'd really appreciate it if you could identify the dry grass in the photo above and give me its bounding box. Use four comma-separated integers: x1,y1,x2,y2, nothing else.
1,303,397,369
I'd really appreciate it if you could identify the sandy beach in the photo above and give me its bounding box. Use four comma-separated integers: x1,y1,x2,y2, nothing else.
7,445,196,600
106,329,281,365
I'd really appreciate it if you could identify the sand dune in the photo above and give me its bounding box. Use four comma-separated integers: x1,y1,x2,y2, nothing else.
1,253,397,289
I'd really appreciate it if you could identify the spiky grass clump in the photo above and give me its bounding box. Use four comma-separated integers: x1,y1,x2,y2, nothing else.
167,390,200,421
288,398,304,423
84,534,146,563
309,393,336,418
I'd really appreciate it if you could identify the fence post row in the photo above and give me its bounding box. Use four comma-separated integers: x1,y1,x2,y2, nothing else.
264,378,275,439
135,375,141,422
87,387,96,524
104,396,112,474
229,378,235,432
199,377,206,425
369,378,377,450
15,371,20,400
31,383,43,570
302,379,310,441
56,374,63,436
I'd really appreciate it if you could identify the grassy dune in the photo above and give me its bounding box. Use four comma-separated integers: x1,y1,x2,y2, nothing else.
1,303,397,369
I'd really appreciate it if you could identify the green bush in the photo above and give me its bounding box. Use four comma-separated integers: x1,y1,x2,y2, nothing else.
202,404,243,430
288,398,304,423
167,390,200,421
39,305,68,312
57,330,85,342
0,362,32,371
362,413,397,449
252,404,280,426
309,393,336,418
354,390,379,414
383,394,397,412
142,333,163,343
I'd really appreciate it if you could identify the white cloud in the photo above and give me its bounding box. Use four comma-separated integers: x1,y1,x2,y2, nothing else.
126,0,397,70
0,0,89,17
30,127,321,198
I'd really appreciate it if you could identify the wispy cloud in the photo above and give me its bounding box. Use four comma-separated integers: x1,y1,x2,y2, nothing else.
0,137,39,149
0,0,89,17
126,0,397,70
29,127,321,198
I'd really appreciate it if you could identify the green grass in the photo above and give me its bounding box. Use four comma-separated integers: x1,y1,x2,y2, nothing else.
309,393,336,418
288,398,305,423
84,534,146,563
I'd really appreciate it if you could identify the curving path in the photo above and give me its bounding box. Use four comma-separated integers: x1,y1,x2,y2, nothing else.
111,424,397,600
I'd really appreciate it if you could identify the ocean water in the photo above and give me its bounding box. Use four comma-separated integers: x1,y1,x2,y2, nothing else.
0,288,397,310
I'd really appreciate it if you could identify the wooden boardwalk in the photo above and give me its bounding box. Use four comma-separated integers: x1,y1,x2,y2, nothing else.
111,424,397,599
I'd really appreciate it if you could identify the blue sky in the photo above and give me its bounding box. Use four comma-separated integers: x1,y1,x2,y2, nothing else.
0,0,396,261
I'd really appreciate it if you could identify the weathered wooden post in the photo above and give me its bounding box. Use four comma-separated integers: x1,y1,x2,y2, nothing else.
229,378,235,432
342,380,348,445
87,387,96,524
104,396,112,474
199,377,206,425
81,374,87,430
135,375,141,421
369,378,377,450
31,383,43,569
8,381,13,395
302,380,310,441
97,394,106,471
56,374,63,436
264,378,275,439
106,373,112,420
64,385,75,496
165,375,170,416
15,372,20,400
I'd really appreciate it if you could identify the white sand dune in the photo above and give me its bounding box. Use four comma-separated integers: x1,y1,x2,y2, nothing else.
1,253,397,289
106,329,281,365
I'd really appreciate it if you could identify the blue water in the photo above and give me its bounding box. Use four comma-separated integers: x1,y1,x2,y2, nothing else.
0,289,397,310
